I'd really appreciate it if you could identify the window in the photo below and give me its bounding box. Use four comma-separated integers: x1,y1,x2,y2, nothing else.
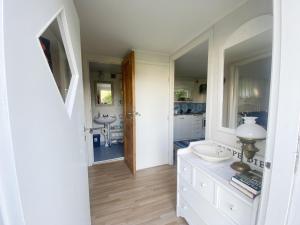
96,82,113,105
175,89,190,101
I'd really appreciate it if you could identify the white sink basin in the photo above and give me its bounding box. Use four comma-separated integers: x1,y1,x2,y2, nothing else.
93,115,116,125
191,142,232,162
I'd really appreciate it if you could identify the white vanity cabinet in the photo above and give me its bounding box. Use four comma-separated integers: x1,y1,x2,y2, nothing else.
174,114,204,141
177,150,260,225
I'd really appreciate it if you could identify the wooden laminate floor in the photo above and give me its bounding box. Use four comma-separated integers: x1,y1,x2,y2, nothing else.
89,161,187,225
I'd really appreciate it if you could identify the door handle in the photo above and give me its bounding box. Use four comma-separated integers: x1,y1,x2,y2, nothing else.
127,112,141,116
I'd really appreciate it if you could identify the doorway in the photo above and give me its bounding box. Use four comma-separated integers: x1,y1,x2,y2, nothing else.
84,52,136,175
88,62,124,162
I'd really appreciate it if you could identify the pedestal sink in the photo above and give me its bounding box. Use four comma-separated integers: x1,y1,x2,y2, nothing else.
93,115,117,147
93,115,117,125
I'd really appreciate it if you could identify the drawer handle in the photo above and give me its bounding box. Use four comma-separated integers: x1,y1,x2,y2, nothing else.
229,204,235,211
183,167,188,171
182,187,187,192
199,182,207,188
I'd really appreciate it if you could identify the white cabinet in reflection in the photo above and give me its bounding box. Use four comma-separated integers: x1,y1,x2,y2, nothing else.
174,115,204,141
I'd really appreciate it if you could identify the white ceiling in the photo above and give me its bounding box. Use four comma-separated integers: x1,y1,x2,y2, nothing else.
89,62,121,73
175,40,208,78
74,0,247,57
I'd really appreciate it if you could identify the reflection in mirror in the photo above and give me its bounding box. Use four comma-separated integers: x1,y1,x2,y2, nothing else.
39,17,72,102
96,82,113,105
222,30,272,129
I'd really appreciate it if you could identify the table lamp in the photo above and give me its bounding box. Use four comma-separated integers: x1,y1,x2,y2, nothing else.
231,117,267,172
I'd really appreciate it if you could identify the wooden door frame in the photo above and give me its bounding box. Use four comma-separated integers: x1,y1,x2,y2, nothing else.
82,54,122,166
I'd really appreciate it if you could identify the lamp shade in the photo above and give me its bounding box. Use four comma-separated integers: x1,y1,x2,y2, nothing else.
236,117,267,139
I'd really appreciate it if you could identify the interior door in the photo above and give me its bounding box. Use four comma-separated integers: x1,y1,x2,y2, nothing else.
1,1,91,225
122,51,136,175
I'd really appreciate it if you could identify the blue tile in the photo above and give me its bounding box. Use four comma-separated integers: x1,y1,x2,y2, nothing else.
94,143,124,162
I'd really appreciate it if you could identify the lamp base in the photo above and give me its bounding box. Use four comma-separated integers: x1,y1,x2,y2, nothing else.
239,137,260,159
230,161,251,173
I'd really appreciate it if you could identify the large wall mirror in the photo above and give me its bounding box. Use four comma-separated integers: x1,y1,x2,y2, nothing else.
222,28,272,130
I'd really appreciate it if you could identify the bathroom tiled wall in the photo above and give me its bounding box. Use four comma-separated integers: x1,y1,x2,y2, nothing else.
174,102,206,114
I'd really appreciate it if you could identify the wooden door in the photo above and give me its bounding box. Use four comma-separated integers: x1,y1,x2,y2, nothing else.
122,51,136,175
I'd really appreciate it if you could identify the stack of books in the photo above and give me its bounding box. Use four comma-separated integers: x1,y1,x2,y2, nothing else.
230,170,262,199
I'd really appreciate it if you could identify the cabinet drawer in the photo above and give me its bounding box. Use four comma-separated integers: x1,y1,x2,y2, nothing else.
192,123,202,129
193,128,203,133
218,188,252,225
193,119,202,123
193,119,202,122
179,176,193,200
179,158,193,184
192,115,202,119
194,168,214,204
179,196,206,225
192,119,202,124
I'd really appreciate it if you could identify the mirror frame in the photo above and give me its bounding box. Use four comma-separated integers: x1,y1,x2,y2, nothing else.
37,9,80,117
218,14,273,134
94,81,114,106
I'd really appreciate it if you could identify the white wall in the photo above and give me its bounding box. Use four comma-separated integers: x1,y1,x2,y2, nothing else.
3,1,91,225
0,0,25,223
261,0,300,224
237,57,271,113
208,0,272,149
135,50,170,170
